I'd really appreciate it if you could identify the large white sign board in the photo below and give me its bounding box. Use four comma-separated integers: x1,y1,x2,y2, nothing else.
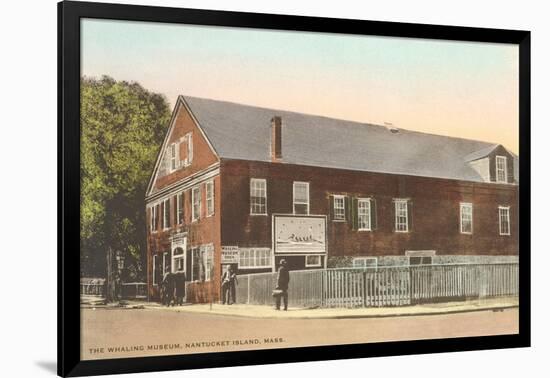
274,215,326,254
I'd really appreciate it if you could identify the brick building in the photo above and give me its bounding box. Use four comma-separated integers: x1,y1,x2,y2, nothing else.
145,96,519,301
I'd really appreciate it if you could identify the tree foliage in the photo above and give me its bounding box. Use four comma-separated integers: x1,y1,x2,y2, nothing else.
80,76,170,279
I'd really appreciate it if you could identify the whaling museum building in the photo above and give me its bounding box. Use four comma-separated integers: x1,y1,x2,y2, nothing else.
145,96,519,301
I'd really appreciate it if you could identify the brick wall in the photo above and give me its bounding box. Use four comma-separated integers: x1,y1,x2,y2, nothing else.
220,159,519,259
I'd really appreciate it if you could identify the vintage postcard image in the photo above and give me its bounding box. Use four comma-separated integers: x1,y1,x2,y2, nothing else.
79,19,519,361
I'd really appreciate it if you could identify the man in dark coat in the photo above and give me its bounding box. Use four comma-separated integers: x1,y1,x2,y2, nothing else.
275,259,290,310
161,272,175,306
221,266,231,305
174,271,186,306
228,266,238,305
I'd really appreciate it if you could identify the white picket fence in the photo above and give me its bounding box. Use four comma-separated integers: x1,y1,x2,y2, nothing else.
234,263,519,308
80,279,147,299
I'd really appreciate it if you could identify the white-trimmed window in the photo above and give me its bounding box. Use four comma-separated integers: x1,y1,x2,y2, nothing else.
358,198,372,231
152,255,158,286
190,245,213,281
162,252,169,276
394,199,409,232
178,133,193,167
499,206,511,235
203,244,214,281
206,180,215,217
496,155,508,183
460,202,473,234
150,205,158,232
305,255,322,267
169,143,178,171
172,246,185,273
176,193,184,225
352,257,378,269
293,181,310,215
250,178,267,215
192,186,201,222
239,248,271,269
333,195,345,220
409,256,432,265
162,198,171,230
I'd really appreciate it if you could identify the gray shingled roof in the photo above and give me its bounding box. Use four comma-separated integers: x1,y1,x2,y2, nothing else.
183,96,517,183
463,144,499,162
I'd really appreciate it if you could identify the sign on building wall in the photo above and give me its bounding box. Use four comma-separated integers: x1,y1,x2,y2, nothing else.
221,245,239,263
273,215,327,254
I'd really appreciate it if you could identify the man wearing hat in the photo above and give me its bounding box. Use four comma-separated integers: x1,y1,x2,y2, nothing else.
275,259,290,310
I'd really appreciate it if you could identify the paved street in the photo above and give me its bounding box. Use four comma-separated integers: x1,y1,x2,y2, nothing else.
81,306,518,360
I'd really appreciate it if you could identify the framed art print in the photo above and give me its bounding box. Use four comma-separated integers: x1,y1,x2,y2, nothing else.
58,1,530,376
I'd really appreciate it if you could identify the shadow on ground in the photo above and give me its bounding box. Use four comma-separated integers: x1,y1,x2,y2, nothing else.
35,361,56,374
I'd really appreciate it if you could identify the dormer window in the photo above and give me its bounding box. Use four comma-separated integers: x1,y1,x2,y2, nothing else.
496,155,507,183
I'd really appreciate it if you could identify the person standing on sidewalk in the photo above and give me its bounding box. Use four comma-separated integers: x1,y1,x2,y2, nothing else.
228,266,238,305
275,259,290,311
174,271,186,306
221,266,231,305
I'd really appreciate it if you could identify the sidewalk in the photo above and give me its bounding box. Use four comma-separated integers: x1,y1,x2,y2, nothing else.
134,296,518,319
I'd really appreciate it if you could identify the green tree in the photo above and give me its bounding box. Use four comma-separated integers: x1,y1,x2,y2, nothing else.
80,76,170,279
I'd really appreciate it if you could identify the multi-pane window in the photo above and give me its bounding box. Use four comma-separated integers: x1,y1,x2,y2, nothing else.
409,256,432,265
203,244,214,281
162,198,171,230
496,156,508,183
499,206,511,235
191,247,201,281
206,180,215,217
161,134,193,177
333,195,345,220
162,252,169,276
178,133,193,167
239,248,271,269
250,178,267,215
191,245,214,281
394,199,408,232
150,205,158,232
176,193,184,225
460,202,473,234
152,255,159,286
305,255,321,267
293,182,310,215
352,257,378,268
172,247,185,273
358,199,371,231
192,186,201,222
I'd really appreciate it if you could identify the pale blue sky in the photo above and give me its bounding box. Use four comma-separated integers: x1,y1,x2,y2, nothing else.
81,19,519,152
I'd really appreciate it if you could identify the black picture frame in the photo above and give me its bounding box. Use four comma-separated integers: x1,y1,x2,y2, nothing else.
58,1,531,376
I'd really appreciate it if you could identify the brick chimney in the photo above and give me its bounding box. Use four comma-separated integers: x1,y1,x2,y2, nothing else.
271,116,282,162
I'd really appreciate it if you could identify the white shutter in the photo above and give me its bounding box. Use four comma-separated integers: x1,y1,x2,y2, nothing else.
187,133,193,164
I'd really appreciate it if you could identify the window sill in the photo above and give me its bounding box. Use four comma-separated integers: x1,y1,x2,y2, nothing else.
250,213,268,216
394,230,409,233
332,219,346,222
357,229,372,232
